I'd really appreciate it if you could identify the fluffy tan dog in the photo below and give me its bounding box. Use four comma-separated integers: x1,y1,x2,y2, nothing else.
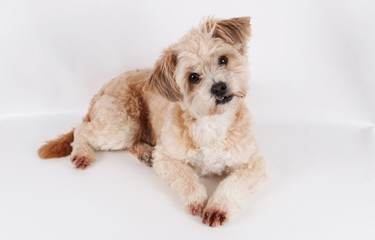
38,17,266,227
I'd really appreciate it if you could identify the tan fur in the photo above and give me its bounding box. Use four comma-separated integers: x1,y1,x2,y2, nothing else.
38,130,74,159
146,48,182,102
176,106,198,150
38,17,265,226
206,17,251,54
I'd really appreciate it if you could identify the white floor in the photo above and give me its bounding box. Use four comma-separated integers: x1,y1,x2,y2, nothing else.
0,114,374,240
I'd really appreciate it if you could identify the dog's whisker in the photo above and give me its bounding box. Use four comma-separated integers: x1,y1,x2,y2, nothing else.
233,92,246,98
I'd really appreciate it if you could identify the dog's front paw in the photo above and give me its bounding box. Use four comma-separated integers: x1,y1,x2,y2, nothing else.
187,200,207,217
71,154,93,169
184,186,208,217
202,204,228,227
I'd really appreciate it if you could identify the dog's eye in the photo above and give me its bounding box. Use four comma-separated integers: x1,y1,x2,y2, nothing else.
218,56,228,66
189,73,200,84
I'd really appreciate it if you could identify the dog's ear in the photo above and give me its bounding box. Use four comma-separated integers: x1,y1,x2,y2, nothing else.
145,48,182,102
206,17,251,54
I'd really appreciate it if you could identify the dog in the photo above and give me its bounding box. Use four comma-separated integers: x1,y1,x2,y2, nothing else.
38,17,266,227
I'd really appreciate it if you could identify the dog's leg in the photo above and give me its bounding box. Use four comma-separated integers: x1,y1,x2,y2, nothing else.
153,155,208,217
202,155,266,227
70,123,95,169
129,142,154,167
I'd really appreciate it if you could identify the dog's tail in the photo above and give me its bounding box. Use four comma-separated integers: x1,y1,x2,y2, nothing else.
38,130,74,159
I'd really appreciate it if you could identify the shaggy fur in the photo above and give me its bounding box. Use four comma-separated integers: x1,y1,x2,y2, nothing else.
38,17,266,227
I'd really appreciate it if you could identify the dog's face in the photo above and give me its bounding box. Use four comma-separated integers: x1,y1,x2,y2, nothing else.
148,17,251,116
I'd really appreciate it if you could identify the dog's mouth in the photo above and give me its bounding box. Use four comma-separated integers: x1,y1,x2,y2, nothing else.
215,95,233,105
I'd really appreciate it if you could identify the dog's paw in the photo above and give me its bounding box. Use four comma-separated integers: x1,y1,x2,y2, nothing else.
139,150,153,167
130,143,154,167
184,188,208,217
71,154,93,169
187,200,207,217
202,205,228,227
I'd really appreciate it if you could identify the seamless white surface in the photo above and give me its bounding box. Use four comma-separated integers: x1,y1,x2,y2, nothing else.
0,0,374,239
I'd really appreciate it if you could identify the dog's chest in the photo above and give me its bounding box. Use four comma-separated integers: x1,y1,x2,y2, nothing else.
189,146,232,176
186,115,235,175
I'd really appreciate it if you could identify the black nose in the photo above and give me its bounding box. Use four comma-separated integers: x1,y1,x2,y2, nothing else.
211,82,227,97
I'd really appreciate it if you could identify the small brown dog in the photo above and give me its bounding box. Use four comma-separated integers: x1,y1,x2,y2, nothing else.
38,17,266,227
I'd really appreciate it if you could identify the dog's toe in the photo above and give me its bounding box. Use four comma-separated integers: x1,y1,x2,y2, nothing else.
140,152,153,167
202,207,227,227
187,200,207,217
130,142,154,167
137,145,154,167
71,155,92,169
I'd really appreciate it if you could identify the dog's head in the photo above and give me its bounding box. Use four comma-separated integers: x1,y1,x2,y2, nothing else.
147,17,251,116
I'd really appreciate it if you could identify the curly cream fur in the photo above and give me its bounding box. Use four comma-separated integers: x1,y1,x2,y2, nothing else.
38,17,266,227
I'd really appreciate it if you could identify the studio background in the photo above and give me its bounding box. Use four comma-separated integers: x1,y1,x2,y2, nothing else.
0,0,374,239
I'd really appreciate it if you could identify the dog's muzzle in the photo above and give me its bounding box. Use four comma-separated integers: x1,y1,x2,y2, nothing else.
211,82,233,105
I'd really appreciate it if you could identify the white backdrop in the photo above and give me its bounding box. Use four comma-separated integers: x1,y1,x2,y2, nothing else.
0,0,374,239
1,0,374,122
